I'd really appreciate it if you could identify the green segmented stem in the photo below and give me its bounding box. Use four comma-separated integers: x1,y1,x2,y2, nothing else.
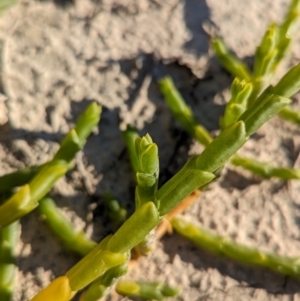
103,193,127,226
272,63,300,98
253,23,278,79
0,102,101,229
172,217,300,278
65,236,130,292
156,121,246,217
38,196,126,301
38,197,97,257
107,202,160,253
33,85,292,301
0,221,19,301
116,280,180,301
123,128,160,208
122,125,140,177
273,62,300,125
211,38,251,81
31,78,293,300
158,88,289,216
157,77,212,147
231,155,300,179
54,102,101,162
195,121,247,172
28,1,300,300
123,129,159,254
222,78,253,129
134,134,159,208
158,76,295,182
278,106,300,125
157,156,215,216
252,23,279,99
29,161,71,204
273,0,300,69
212,0,300,122
0,162,70,229
239,94,290,136
254,62,300,126
79,264,128,301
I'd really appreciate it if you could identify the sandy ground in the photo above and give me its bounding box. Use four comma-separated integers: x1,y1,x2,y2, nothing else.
1,0,300,300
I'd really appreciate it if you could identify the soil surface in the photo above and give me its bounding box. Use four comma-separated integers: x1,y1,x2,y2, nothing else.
1,0,300,300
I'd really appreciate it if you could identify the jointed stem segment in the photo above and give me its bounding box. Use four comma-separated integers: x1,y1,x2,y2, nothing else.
172,217,300,278
279,106,300,124
31,75,294,300
79,264,128,301
211,38,251,82
5,1,300,299
231,156,300,179
38,197,97,257
158,78,212,147
116,280,180,301
158,76,297,181
0,102,101,229
123,128,160,255
134,134,159,209
0,222,19,301
213,0,300,121
221,78,253,129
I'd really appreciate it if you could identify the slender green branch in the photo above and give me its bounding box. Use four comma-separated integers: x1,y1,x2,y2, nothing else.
123,129,159,255
134,134,159,208
79,264,128,301
172,217,300,278
0,221,19,301
116,280,180,301
272,63,300,98
222,78,253,128
231,155,300,179
278,106,300,124
123,127,159,208
252,23,279,99
122,125,140,176
103,193,127,227
212,0,300,121
65,237,130,295
0,163,70,229
239,94,290,136
211,38,251,81
38,197,97,257
273,0,300,69
38,195,127,300
157,77,212,147
25,2,300,300
31,88,292,300
158,85,289,216
0,102,101,229
158,76,296,182
253,23,278,79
